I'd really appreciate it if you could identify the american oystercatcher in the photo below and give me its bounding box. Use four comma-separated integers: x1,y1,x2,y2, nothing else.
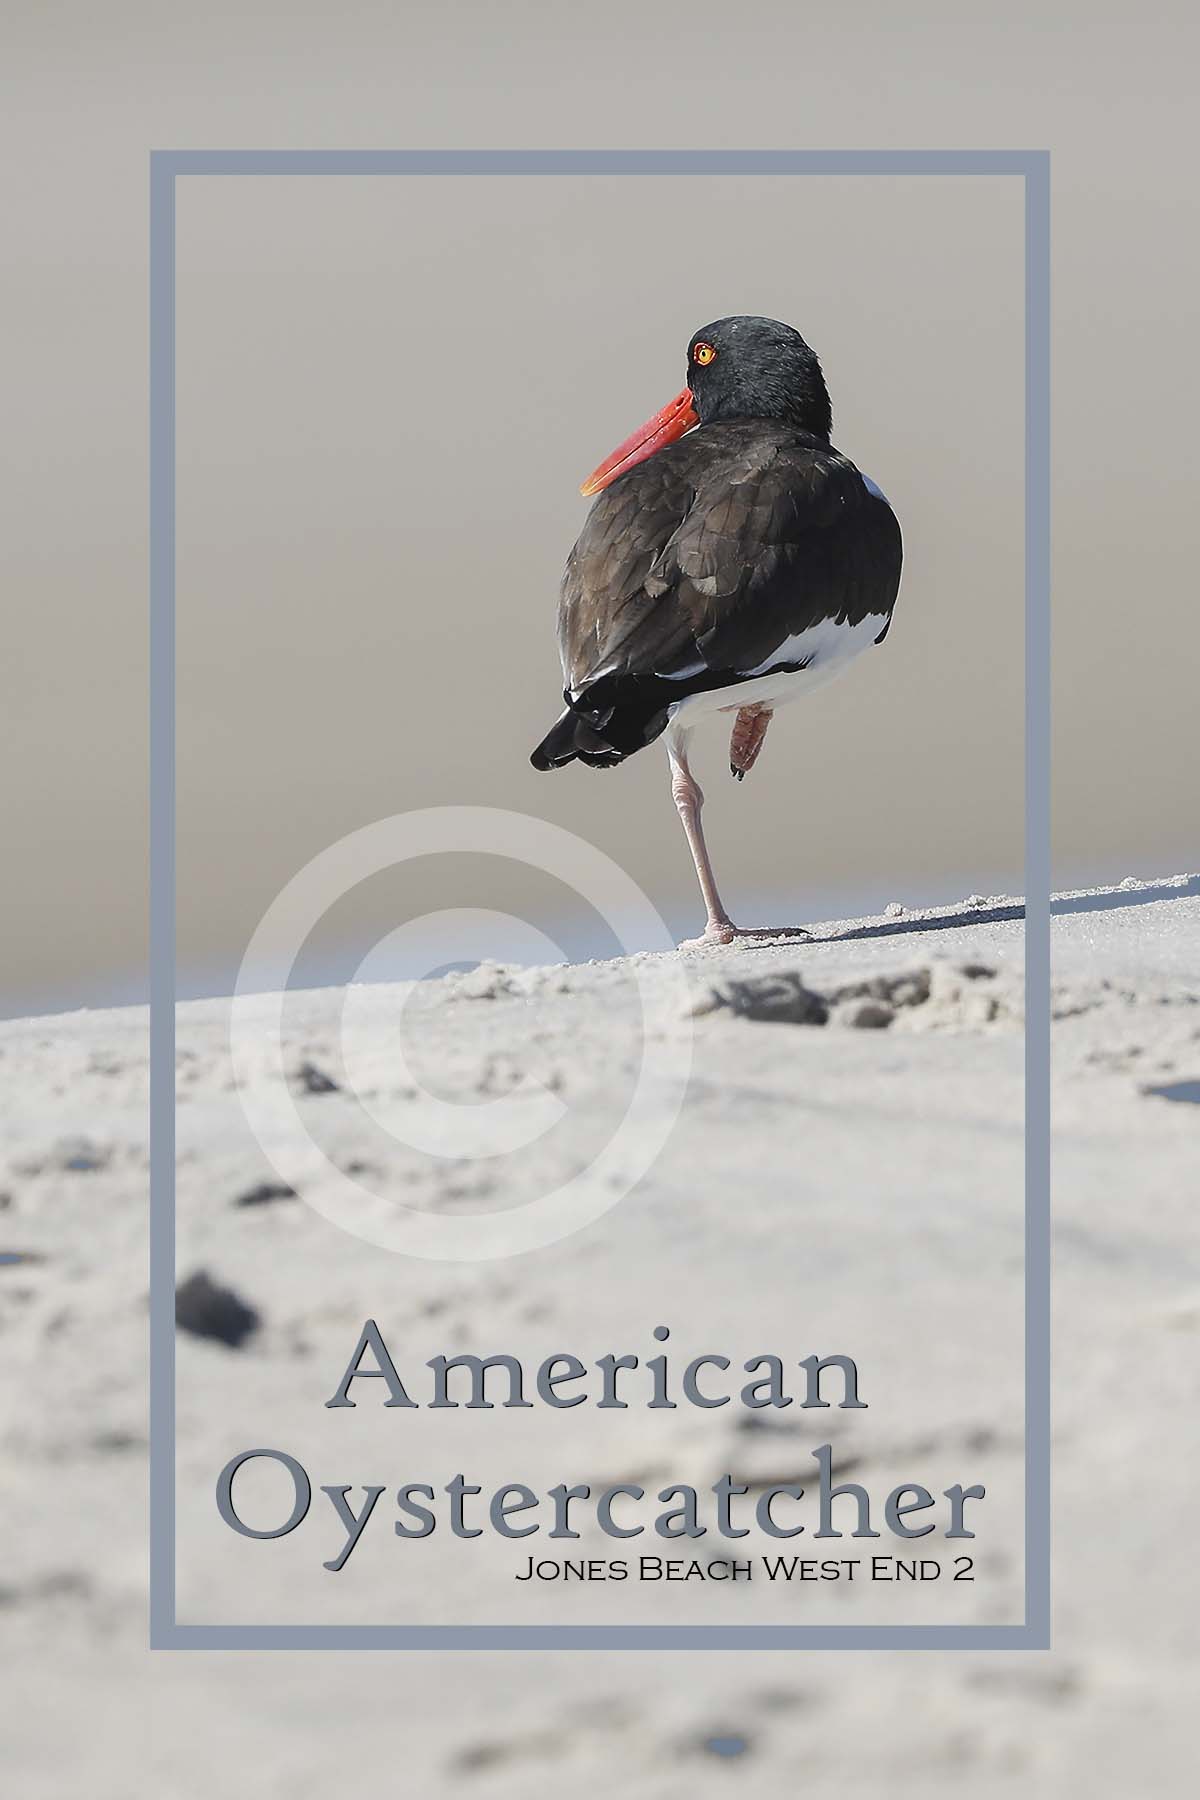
531,315,902,946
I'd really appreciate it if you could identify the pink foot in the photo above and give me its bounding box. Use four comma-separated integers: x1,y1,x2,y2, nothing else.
677,923,811,950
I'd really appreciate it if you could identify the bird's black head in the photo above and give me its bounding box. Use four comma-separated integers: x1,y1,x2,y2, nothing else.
579,314,832,496
686,315,832,436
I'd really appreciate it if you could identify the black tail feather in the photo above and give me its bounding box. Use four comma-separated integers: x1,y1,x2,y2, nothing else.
530,708,625,771
531,656,811,774
530,671,694,773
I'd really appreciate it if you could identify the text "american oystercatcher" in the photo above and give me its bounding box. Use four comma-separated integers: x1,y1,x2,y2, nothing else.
531,315,902,946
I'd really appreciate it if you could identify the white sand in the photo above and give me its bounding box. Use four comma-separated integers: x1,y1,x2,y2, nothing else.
2,876,1197,1795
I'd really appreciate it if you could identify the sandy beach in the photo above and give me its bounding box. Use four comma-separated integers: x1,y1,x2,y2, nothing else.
2,874,1197,1794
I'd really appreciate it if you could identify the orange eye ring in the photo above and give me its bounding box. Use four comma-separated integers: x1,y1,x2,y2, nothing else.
692,341,717,366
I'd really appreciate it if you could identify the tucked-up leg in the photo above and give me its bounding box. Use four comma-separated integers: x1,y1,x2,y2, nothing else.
729,705,773,780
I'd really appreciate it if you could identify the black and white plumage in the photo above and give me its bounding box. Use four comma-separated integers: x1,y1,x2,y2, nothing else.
530,315,903,945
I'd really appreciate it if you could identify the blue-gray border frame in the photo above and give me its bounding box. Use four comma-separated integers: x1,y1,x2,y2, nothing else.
150,148,1050,1650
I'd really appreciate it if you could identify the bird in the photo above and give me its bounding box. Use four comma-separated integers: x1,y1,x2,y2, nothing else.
530,314,902,947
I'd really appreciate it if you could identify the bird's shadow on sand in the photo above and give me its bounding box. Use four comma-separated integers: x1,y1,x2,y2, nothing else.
803,876,1200,948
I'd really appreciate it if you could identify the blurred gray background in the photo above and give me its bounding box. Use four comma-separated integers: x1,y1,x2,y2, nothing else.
175,172,1023,999
1,0,1195,1019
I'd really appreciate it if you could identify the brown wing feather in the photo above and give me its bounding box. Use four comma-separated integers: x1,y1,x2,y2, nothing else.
558,420,899,698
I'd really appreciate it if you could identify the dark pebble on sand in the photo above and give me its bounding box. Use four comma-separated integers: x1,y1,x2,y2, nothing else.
1142,1080,1200,1105
297,1061,340,1094
703,1733,751,1758
175,1270,260,1348
697,973,829,1026
234,1180,297,1207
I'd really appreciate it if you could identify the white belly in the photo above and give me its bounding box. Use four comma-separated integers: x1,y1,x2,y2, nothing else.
666,610,890,726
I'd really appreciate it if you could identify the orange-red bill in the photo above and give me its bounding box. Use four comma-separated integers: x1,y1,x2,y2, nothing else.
579,387,699,497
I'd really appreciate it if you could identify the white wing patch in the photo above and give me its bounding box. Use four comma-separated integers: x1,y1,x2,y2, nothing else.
741,609,891,680
666,610,892,726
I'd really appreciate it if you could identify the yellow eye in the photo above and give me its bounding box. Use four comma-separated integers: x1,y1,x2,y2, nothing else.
692,341,716,366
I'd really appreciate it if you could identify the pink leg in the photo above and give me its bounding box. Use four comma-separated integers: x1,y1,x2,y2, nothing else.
665,722,811,951
666,728,737,944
